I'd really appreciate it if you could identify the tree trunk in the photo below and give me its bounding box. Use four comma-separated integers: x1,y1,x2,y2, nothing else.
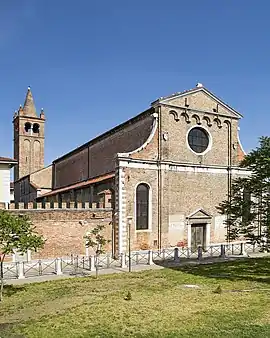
0,254,5,301
95,254,99,279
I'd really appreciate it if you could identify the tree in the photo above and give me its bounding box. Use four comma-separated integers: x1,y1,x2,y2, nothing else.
0,211,45,301
84,223,110,278
217,136,270,249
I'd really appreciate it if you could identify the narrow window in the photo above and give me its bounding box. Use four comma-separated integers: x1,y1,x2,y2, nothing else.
24,122,32,133
136,183,149,230
32,123,40,134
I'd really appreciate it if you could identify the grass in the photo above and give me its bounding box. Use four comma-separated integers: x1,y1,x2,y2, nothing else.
0,257,270,337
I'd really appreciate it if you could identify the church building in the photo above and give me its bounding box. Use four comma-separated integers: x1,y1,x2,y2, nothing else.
13,84,248,252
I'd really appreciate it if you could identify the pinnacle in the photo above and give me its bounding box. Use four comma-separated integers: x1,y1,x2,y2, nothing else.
22,86,37,117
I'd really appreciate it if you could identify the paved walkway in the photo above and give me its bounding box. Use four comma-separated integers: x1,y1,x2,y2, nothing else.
6,252,269,286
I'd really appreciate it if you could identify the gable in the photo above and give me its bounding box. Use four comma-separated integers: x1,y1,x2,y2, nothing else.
187,208,212,219
159,87,242,119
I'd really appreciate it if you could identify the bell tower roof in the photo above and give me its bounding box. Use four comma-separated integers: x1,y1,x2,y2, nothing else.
21,86,37,117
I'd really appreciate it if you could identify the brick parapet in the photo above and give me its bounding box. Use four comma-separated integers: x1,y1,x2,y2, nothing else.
3,201,112,210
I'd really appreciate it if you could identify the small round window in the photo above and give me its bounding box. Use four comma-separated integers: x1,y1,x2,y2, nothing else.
188,127,209,154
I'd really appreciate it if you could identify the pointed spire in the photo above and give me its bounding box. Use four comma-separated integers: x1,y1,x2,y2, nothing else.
40,108,45,120
18,104,23,115
22,86,37,117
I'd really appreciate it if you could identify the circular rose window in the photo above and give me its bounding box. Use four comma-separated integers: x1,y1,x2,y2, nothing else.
188,127,209,154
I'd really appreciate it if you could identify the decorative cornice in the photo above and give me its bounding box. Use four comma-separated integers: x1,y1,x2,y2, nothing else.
162,103,240,120
117,157,251,175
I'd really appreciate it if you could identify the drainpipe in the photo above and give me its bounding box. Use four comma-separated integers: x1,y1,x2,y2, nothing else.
157,106,162,250
226,119,232,243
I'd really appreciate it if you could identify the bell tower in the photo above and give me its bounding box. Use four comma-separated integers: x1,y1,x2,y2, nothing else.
13,87,45,181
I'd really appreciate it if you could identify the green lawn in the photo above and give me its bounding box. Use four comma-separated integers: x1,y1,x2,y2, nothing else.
1,257,270,338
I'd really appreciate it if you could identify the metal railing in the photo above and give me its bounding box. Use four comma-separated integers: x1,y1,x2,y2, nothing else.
2,241,260,281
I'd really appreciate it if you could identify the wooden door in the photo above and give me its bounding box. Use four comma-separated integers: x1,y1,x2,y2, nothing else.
191,224,205,250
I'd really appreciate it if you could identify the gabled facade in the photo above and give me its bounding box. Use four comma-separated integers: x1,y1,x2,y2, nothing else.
114,83,248,253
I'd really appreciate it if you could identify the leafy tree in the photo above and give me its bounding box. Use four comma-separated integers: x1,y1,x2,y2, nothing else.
0,211,45,301
217,136,270,249
84,223,110,278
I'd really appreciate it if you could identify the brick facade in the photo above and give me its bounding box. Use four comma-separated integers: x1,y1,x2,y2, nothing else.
53,111,154,189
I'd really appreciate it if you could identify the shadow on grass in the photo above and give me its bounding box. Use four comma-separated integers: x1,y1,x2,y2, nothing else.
155,257,270,284
0,322,24,338
2,285,26,297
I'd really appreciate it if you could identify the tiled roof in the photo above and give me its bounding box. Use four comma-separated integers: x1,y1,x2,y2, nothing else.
39,173,115,198
0,157,17,163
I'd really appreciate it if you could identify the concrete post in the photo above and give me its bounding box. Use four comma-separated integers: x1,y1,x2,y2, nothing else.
220,244,226,258
18,262,25,279
121,253,127,268
240,242,247,256
174,248,180,262
55,258,63,275
148,250,154,265
197,245,203,260
26,250,31,262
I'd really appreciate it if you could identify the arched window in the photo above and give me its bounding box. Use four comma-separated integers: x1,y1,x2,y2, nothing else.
24,122,32,133
33,123,40,134
136,183,149,230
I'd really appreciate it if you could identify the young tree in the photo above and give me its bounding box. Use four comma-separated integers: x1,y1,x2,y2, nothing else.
0,211,45,301
84,223,110,278
217,136,270,249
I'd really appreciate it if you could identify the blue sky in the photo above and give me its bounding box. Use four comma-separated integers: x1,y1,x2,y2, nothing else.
0,1,269,165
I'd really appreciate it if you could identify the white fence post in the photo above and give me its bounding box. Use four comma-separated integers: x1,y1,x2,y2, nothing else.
186,247,190,259
26,250,31,262
121,253,127,268
55,258,63,275
148,250,154,265
85,246,89,257
90,256,96,271
18,262,25,279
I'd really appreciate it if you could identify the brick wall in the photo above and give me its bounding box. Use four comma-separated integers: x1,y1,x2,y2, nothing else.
6,206,113,259
31,165,52,189
53,112,154,189
14,166,52,203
